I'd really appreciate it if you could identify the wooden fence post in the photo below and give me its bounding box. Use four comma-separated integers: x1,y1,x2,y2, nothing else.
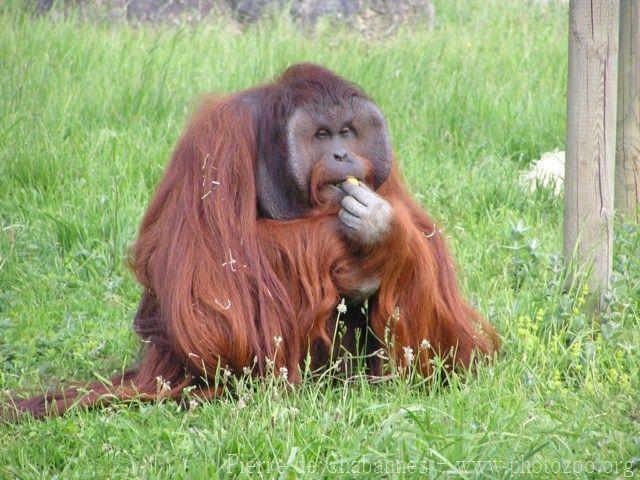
616,0,640,221
564,0,619,310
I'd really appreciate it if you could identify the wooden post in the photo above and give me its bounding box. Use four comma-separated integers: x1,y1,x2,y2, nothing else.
564,0,619,310
616,0,640,221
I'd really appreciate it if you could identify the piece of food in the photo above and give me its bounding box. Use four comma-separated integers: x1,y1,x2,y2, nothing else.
345,177,360,186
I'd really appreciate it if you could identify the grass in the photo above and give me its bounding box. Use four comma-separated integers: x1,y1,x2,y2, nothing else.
0,0,639,477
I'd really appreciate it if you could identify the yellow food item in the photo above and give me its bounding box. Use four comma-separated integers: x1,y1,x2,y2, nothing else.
345,177,359,186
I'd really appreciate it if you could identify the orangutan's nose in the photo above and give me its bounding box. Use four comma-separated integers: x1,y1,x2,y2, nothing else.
333,149,348,162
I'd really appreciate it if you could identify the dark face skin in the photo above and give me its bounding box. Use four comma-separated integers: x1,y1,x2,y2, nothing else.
255,95,392,220
303,115,368,204
286,97,392,207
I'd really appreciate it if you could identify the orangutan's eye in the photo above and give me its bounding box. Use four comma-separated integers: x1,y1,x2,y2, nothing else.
315,129,330,139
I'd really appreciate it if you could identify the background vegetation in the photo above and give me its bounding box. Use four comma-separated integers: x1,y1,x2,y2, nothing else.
0,0,638,477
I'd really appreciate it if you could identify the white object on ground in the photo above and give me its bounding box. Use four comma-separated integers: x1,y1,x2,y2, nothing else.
520,149,565,196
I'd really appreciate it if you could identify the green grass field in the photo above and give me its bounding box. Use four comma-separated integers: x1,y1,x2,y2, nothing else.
1,0,639,477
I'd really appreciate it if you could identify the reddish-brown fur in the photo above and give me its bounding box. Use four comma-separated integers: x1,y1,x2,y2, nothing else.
4,64,498,421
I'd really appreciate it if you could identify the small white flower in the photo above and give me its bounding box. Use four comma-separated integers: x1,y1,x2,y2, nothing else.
189,398,199,410
156,375,171,394
220,368,232,382
242,366,252,376
337,299,347,314
403,346,415,366
237,398,247,409
420,339,431,350
273,335,283,348
279,366,288,380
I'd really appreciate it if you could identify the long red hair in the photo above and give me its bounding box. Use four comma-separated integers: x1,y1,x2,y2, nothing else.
4,64,498,421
